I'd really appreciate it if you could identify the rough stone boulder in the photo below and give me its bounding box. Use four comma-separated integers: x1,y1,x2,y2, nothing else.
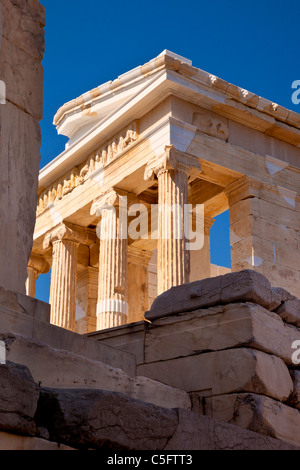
275,299,300,327
0,362,39,435
34,387,299,451
145,269,295,321
35,388,179,450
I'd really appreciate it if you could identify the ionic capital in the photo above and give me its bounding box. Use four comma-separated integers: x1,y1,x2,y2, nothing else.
144,146,202,181
43,223,91,250
90,188,139,217
28,253,50,275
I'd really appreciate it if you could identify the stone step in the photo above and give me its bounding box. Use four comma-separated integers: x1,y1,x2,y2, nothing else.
0,300,135,377
0,333,190,411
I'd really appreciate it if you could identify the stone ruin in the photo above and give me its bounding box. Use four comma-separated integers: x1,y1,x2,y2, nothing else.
0,0,300,451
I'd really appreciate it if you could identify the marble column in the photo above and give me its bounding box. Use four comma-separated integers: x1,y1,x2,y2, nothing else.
43,223,89,331
145,146,202,295
26,253,49,298
91,190,128,330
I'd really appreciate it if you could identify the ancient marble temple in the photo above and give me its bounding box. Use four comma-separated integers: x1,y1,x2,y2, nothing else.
29,50,300,334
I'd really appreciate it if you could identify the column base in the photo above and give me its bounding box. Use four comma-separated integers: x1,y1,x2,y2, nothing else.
96,312,128,331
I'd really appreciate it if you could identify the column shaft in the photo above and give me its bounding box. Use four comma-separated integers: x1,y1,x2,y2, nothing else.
49,239,78,331
157,169,190,295
97,208,128,330
26,267,38,298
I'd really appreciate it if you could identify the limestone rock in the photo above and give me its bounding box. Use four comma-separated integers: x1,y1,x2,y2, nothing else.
287,370,300,410
0,333,190,411
275,299,300,327
35,388,179,450
0,35,43,120
145,302,300,365
34,388,298,450
165,408,298,450
0,287,50,322
1,0,45,60
207,393,300,448
0,362,39,436
0,102,42,294
138,348,293,401
0,287,24,313
145,270,285,321
0,0,44,295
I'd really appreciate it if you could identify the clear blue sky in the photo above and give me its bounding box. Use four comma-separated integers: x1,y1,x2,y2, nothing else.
36,0,300,302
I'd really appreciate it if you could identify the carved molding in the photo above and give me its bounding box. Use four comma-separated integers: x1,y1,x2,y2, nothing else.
37,121,139,215
193,112,229,142
144,145,202,181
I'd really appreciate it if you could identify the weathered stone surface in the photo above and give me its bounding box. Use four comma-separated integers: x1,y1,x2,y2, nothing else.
165,408,298,450
16,291,50,322
35,388,179,450
0,341,5,364
0,286,50,322
0,35,43,119
0,362,39,436
207,393,300,448
1,0,45,60
0,0,44,296
129,376,191,410
0,310,136,377
0,101,42,294
275,299,300,327
138,348,293,401
145,302,300,365
0,333,190,410
145,270,285,322
90,322,145,365
0,432,75,450
34,388,299,451
0,287,24,313
287,370,300,410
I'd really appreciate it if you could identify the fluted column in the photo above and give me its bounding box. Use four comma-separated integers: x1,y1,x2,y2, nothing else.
145,146,202,295
91,190,128,330
26,254,49,298
43,223,89,331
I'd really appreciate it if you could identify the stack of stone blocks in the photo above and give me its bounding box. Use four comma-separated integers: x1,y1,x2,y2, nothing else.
91,270,300,448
